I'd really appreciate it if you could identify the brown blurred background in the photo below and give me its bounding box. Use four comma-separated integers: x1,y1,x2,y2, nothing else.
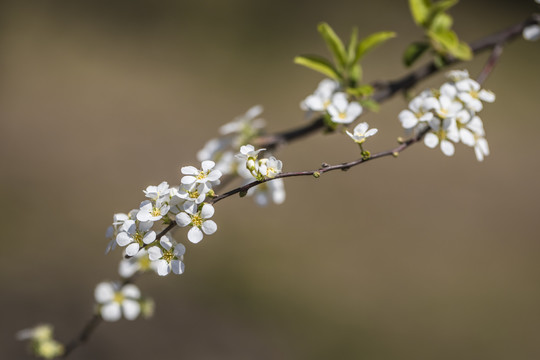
2,1,540,359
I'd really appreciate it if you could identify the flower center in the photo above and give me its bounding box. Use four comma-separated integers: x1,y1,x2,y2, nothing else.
162,249,174,263
196,171,207,181
151,207,161,217
133,232,144,245
191,215,203,227
113,292,125,303
338,112,346,119
189,190,200,199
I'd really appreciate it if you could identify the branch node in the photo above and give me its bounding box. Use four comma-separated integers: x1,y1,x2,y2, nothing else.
313,171,321,178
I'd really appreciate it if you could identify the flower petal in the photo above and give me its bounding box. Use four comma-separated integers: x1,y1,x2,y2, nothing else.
202,220,217,235
188,226,204,243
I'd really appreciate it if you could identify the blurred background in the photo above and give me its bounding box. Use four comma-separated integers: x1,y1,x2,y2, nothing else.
2,1,540,359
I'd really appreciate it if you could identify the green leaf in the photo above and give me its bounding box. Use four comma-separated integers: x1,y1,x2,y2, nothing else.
429,0,458,18
356,31,396,62
346,85,373,97
348,64,362,85
359,98,380,112
450,41,472,60
403,42,430,67
409,0,431,27
347,27,359,67
294,55,341,80
430,12,453,32
428,28,458,53
317,22,348,70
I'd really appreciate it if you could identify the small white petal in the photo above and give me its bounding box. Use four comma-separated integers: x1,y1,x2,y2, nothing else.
122,284,141,299
176,212,192,227
125,243,140,257
116,232,132,247
147,246,163,261
200,204,215,219
440,140,455,156
95,282,115,303
424,133,439,148
156,260,170,276
142,231,156,245
201,220,217,235
171,260,185,275
122,300,141,320
101,303,121,322
188,226,204,243
399,110,419,129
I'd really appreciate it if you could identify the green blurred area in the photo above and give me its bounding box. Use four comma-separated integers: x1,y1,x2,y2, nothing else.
2,1,540,359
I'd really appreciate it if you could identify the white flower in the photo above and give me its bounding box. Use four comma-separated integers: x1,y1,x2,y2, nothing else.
258,156,283,178
474,137,490,162
424,118,460,156
143,181,170,201
446,69,470,82
523,24,540,41
431,95,463,120
116,220,156,257
455,78,495,112
300,79,339,112
94,282,141,321
219,105,265,135
147,234,186,276
327,92,363,124
235,144,265,160
118,249,158,278
345,122,378,144
398,95,434,129
181,160,222,193
175,203,217,243
248,178,286,206
136,199,170,222
176,183,208,213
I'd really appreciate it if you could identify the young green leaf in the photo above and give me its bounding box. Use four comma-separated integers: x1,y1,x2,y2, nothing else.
294,55,341,80
428,28,458,53
346,84,374,97
403,42,430,67
427,0,458,25
348,63,362,85
409,0,431,27
347,27,359,67
450,41,472,60
430,12,453,32
356,31,396,61
317,22,348,70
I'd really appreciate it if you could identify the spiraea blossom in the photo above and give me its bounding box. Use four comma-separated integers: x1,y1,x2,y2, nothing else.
94,282,142,321
301,78,339,112
327,92,363,124
175,203,217,244
118,249,158,278
398,70,495,161
235,144,283,181
115,219,156,257
346,122,378,144
16,324,64,359
181,160,222,194
523,0,540,41
147,234,186,276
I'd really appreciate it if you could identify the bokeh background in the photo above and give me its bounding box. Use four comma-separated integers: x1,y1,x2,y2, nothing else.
2,1,540,359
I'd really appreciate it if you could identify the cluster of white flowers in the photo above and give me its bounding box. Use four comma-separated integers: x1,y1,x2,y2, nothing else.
301,79,363,124
235,144,286,206
16,324,64,359
523,0,540,41
105,160,223,280
398,70,495,161
197,105,265,176
197,106,287,206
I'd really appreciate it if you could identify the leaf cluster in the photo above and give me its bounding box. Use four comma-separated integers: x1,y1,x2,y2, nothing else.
404,0,472,67
295,22,395,103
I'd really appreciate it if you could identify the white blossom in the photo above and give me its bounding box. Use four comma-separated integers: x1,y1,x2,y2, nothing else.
398,95,434,129
455,78,495,112
175,203,217,243
136,199,170,222
94,282,141,321
327,92,363,124
345,122,378,144
258,156,283,178
424,118,460,156
116,220,156,257
147,234,186,276
118,249,158,278
143,181,170,201
300,78,339,112
181,160,222,193
248,178,286,206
